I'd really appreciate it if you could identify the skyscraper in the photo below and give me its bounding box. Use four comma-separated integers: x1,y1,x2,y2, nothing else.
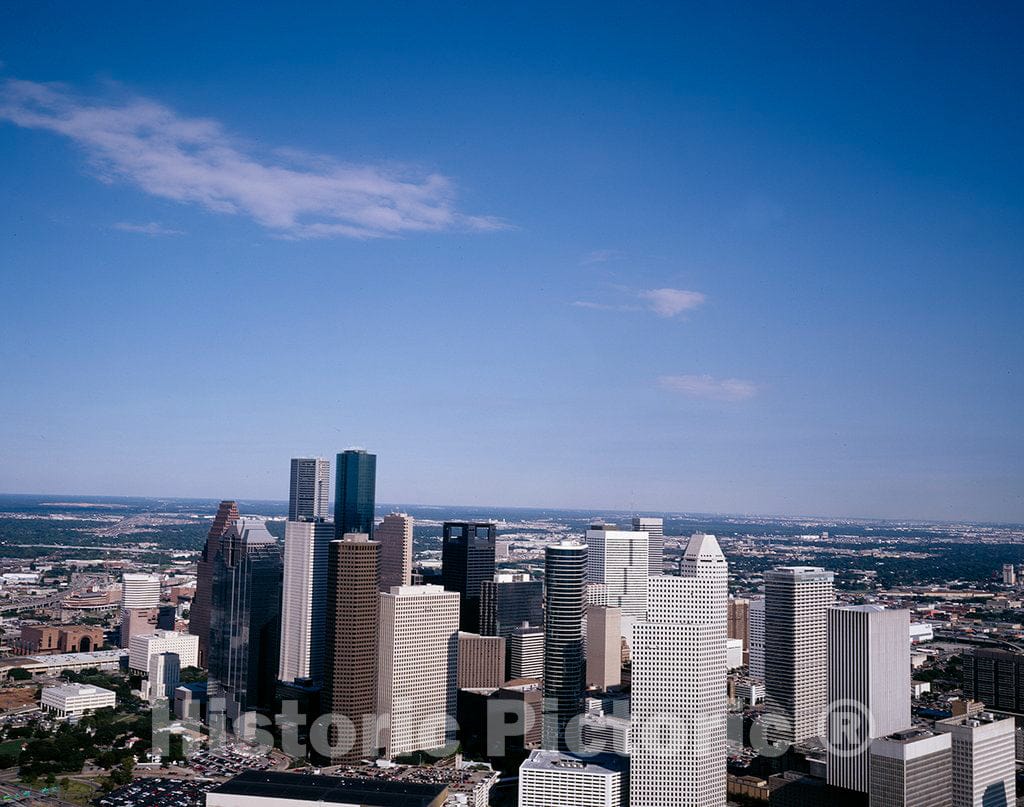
631,516,664,577
934,712,1015,807
869,729,952,807
288,457,330,521
728,597,750,666
376,585,460,759
585,525,648,641
542,541,587,751
631,533,728,807
322,534,380,764
764,566,834,747
457,632,506,689
207,519,283,732
278,519,335,684
586,605,621,691
121,573,160,608
748,596,765,679
376,512,414,591
510,624,545,680
827,605,911,795
191,500,238,668
334,449,376,538
480,573,544,639
441,521,497,632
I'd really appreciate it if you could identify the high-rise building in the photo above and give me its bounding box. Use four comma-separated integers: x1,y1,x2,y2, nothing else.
963,648,1024,714
457,632,506,689
480,573,544,639
376,512,414,591
728,597,750,666
1002,563,1016,586
120,605,175,648
377,585,460,759
631,516,664,577
441,521,497,633
144,652,181,703
585,525,648,641
748,596,765,679
586,606,621,691
191,500,238,668
519,750,628,807
207,519,283,732
543,541,587,751
764,566,834,747
278,520,335,684
869,729,952,807
128,630,199,674
121,572,161,608
322,533,380,764
334,449,376,538
934,712,1015,807
631,533,728,807
288,457,330,521
510,624,545,680
827,605,911,794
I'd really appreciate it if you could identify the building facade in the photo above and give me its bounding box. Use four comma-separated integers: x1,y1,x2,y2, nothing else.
128,629,199,674
441,521,497,633
191,500,239,668
586,605,621,691
278,519,335,684
376,512,414,591
288,457,330,521
748,596,765,679
457,632,506,689
510,624,545,680
480,573,544,639
869,729,952,807
585,526,648,641
631,516,664,577
334,449,376,538
542,541,587,751
519,750,627,807
935,712,1015,807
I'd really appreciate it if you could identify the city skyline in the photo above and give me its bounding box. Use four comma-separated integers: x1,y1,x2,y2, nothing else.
0,4,1021,523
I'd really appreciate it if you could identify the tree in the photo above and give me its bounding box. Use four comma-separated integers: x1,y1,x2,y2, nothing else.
8,668,32,681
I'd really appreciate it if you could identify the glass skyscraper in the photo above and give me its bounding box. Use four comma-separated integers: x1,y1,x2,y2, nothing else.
441,521,497,632
334,449,376,538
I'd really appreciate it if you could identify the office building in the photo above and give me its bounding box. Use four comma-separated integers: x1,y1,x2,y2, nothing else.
376,512,414,591
457,632,506,689
40,683,117,718
1002,564,1016,586
377,585,460,759
632,516,664,577
121,572,160,609
441,521,497,632
748,596,765,679
278,519,335,684
334,449,376,538
586,605,621,691
128,629,199,674
510,624,545,680
869,729,952,807
543,541,587,751
580,713,631,756
729,597,750,666
191,500,239,668
827,605,911,794
631,533,728,807
143,651,181,703
934,712,1015,807
322,533,380,764
585,525,648,640
480,573,544,639
207,770,448,807
207,519,283,732
963,648,1024,714
764,566,834,746
518,750,627,807
288,457,330,521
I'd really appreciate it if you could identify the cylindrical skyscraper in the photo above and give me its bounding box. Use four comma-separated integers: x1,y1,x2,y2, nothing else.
542,540,587,751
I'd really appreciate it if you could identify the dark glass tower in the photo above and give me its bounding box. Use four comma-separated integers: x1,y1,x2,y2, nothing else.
207,519,283,732
480,575,544,639
542,541,587,751
334,449,377,538
191,500,238,668
441,521,497,632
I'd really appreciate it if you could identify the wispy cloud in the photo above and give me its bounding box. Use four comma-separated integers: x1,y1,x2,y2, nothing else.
0,78,506,239
658,374,758,401
580,249,623,265
112,221,183,236
638,288,706,317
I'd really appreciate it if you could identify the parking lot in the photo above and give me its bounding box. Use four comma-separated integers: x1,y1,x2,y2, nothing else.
92,777,217,807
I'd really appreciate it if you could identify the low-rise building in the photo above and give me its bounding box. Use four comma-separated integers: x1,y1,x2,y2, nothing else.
40,683,116,718
518,750,627,807
128,630,199,674
206,770,448,807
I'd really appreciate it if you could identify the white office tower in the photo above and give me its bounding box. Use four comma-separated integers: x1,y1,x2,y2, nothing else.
278,520,335,684
377,584,460,758
510,624,545,679
128,629,199,674
827,605,911,794
586,525,648,641
121,573,160,609
632,516,664,577
376,512,414,591
519,750,628,807
631,532,728,807
288,456,330,521
748,596,765,679
764,566,834,747
934,712,1015,807
1002,563,1016,586
144,651,180,703
869,729,952,807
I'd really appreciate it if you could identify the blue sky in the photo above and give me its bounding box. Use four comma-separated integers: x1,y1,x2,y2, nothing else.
1,3,1021,521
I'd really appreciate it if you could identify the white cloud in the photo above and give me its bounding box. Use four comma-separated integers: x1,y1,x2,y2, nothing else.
580,249,624,265
0,78,506,239
112,221,183,236
658,374,758,401
638,288,706,317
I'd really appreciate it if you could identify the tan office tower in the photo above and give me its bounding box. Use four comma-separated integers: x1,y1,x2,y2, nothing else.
728,597,750,666
934,712,1015,807
191,500,238,668
587,605,622,690
376,512,414,591
322,534,380,764
377,585,460,759
457,632,505,689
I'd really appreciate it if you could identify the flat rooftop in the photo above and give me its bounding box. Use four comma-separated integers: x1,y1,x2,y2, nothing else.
521,750,627,775
208,770,447,806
